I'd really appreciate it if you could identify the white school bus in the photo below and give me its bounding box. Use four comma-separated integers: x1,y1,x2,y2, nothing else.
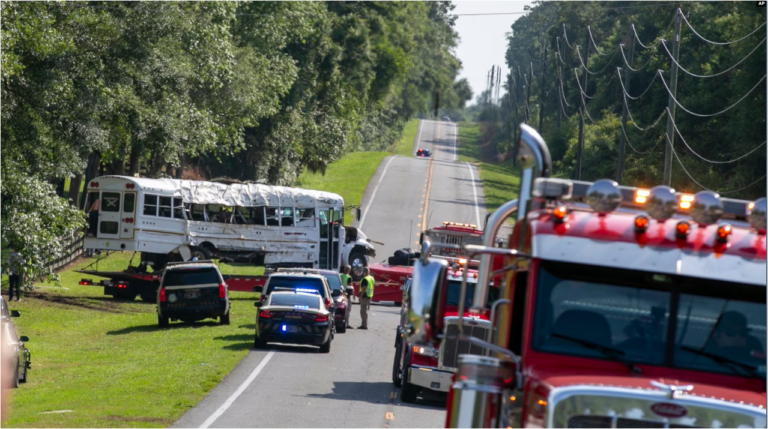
83,176,376,278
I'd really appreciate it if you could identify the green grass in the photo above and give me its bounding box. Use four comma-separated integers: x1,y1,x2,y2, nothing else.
392,119,420,157
2,252,263,428
295,118,420,226
456,121,521,214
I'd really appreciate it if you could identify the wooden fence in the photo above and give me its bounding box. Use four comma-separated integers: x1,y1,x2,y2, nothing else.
43,232,85,273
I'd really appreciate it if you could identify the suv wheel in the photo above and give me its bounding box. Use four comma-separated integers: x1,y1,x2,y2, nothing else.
220,313,230,325
158,314,169,328
400,352,419,403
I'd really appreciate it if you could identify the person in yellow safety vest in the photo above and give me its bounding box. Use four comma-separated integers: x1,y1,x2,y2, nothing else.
339,265,353,329
357,267,375,330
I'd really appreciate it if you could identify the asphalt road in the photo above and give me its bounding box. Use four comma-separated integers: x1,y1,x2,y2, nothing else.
173,120,485,428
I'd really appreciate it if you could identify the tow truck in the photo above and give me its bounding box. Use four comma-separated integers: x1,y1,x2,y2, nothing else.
393,258,501,403
404,124,767,428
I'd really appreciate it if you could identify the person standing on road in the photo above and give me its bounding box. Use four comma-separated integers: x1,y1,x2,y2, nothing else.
340,265,353,328
358,267,374,330
5,248,24,302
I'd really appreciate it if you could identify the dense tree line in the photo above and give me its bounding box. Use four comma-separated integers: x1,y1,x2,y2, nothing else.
1,1,471,281
489,1,765,199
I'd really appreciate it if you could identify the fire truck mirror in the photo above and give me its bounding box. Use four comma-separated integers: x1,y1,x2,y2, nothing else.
419,232,424,245
356,208,361,221
405,257,448,346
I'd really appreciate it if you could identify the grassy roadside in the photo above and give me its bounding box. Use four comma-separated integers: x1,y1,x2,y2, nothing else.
456,121,521,213
2,253,263,428
295,118,420,225
2,119,421,427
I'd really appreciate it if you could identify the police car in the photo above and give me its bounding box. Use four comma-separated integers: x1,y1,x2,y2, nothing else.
254,289,334,353
416,148,431,157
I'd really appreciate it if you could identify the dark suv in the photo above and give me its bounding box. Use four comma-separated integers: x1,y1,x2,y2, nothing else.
156,261,230,327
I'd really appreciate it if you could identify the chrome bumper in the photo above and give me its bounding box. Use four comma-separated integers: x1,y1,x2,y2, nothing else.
408,365,453,392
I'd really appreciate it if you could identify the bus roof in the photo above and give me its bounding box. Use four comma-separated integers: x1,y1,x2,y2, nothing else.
88,175,344,208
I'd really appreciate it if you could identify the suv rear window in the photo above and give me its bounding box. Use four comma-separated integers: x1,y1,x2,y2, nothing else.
270,294,320,309
266,277,326,297
163,268,221,287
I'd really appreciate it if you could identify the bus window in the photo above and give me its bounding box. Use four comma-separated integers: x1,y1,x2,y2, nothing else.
101,192,121,212
123,193,135,214
144,195,158,216
297,209,315,227
319,210,329,238
158,197,172,218
252,207,266,225
208,205,224,223
172,197,184,219
266,208,279,226
234,207,250,224
281,208,294,227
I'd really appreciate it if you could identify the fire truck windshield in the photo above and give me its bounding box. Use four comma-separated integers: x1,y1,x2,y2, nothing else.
445,280,499,309
532,261,766,379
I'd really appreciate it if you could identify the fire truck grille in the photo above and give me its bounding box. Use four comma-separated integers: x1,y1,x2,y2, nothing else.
567,416,694,428
445,234,463,246
439,322,490,370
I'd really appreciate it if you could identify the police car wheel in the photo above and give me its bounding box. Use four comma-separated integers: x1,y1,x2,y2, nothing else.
253,334,266,349
319,336,332,353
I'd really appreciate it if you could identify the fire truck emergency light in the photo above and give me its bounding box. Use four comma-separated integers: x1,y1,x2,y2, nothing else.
634,215,649,233
716,224,732,242
676,221,691,239
679,194,695,210
635,189,650,204
552,205,567,222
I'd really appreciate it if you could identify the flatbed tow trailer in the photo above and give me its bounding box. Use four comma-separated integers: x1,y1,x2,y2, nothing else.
78,265,266,301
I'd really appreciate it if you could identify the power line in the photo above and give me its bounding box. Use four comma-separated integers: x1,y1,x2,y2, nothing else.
453,12,529,16
575,68,617,100
681,13,767,46
658,71,767,118
660,37,767,79
618,69,658,100
620,44,654,72
588,26,619,57
620,122,661,154
666,107,767,164
664,134,767,195
562,24,576,49
633,16,676,50
576,46,618,75
625,98,668,131
605,2,682,10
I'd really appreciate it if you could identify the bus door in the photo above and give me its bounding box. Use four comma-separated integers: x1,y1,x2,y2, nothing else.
319,210,330,269
318,209,342,270
97,191,122,239
120,191,137,239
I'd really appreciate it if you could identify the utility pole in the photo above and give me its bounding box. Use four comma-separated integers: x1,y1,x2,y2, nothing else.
538,45,548,133
512,71,521,165
617,27,635,185
490,66,496,107
663,9,682,187
485,70,491,106
575,34,590,181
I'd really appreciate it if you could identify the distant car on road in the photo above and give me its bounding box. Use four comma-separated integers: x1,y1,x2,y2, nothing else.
275,268,352,333
442,116,451,122
416,148,431,157
156,260,231,327
1,297,30,388
254,290,334,352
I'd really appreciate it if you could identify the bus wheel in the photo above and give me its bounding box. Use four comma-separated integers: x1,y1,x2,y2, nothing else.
189,246,211,261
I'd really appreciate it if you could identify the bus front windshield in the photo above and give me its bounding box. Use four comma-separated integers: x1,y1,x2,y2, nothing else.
532,261,766,379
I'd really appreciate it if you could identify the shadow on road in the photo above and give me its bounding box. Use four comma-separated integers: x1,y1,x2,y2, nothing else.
304,381,446,409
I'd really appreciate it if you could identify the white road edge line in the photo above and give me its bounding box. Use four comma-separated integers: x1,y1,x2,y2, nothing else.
453,122,457,162
199,350,276,429
358,155,398,230
466,162,481,227
414,120,424,155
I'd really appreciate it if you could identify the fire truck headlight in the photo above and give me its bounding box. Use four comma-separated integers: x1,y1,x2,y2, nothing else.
412,344,438,358
458,258,467,266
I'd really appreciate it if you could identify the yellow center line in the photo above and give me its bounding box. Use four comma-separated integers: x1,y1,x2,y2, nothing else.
421,122,438,232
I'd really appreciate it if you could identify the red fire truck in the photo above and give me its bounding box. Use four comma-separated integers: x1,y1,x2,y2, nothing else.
393,258,502,403
422,222,485,257
404,124,767,428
